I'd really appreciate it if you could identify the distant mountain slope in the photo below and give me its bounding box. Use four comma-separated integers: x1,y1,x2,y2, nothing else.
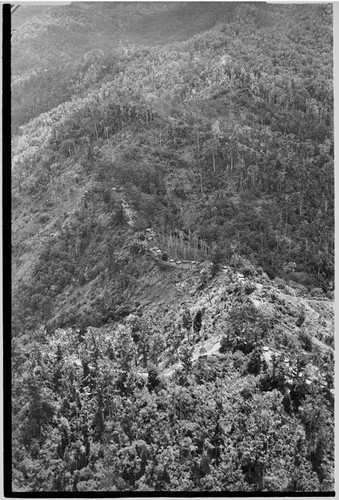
12,2,223,76
12,2,333,336
11,2,203,131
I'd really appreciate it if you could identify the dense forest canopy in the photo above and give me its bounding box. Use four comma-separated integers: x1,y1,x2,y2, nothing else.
11,2,334,494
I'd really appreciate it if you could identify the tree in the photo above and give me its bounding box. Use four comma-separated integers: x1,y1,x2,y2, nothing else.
147,363,161,392
182,307,192,341
193,309,203,340
179,343,194,376
247,347,262,375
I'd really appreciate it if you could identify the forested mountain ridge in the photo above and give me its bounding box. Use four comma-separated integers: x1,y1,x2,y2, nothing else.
11,2,334,493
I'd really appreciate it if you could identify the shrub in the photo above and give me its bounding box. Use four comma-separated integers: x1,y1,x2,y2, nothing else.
265,267,276,280
219,335,233,353
247,347,262,374
299,331,313,352
38,213,50,224
147,364,161,392
193,309,202,335
259,372,285,393
296,310,305,327
235,336,256,355
232,350,247,373
240,387,253,400
242,265,256,278
182,308,192,331
324,335,334,348
102,189,111,204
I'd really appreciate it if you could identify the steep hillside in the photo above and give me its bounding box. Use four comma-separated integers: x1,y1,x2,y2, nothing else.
12,261,334,492
11,2,334,493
